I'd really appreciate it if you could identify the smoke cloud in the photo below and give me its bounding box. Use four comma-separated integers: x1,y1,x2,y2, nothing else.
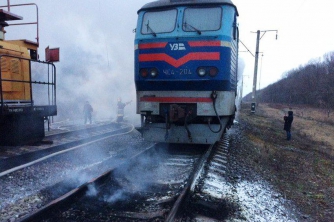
4,1,150,125
235,58,246,120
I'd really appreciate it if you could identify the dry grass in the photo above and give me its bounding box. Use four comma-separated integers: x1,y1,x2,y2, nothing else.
238,103,334,222
262,103,334,156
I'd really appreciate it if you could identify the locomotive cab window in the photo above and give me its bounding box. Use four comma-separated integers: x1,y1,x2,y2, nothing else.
141,9,177,35
183,7,222,32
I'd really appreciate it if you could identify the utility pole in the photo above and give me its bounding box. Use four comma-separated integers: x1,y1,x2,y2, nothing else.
251,30,260,113
251,29,277,113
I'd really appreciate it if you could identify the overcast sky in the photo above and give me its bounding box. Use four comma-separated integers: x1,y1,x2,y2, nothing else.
4,0,334,120
233,0,334,95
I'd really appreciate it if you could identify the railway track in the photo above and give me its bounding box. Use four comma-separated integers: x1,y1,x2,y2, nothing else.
1,124,298,221
0,121,153,221
0,121,132,175
18,136,231,221
0,120,120,159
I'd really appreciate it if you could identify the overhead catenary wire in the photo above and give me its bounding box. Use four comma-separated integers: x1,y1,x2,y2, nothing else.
239,39,255,57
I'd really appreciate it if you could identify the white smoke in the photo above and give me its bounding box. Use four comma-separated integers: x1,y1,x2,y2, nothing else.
86,184,98,197
4,1,148,125
235,58,246,120
103,189,126,203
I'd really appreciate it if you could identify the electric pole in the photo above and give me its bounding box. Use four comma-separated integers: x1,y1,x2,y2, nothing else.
251,29,278,113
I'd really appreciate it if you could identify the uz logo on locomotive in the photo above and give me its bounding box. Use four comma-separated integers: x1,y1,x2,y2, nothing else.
170,43,186,51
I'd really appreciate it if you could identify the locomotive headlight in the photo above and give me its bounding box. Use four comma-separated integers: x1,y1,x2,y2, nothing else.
197,68,206,77
140,68,148,77
150,68,158,77
209,67,218,77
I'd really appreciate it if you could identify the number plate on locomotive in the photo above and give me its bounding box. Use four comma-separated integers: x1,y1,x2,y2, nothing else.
163,69,192,75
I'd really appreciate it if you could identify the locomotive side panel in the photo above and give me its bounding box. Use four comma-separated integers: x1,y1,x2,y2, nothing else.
1,54,31,101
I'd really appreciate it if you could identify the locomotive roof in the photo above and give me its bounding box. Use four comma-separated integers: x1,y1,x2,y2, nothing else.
138,0,238,15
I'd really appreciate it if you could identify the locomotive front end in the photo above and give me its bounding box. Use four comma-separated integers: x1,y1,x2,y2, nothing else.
135,0,238,144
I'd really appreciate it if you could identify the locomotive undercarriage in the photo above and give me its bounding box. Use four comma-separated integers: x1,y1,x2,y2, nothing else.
143,104,226,125
0,103,57,145
136,91,236,144
0,113,45,145
139,102,234,144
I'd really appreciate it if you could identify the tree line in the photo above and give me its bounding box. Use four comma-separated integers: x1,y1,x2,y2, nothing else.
244,51,334,110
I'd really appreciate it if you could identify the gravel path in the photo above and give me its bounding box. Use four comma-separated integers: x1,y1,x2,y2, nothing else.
224,122,304,221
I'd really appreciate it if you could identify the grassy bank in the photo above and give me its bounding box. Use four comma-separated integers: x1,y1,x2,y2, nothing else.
237,103,334,221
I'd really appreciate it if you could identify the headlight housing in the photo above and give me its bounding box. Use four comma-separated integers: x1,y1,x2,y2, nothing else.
140,68,158,78
140,68,148,77
197,67,206,77
150,68,158,77
209,67,219,77
197,67,219,77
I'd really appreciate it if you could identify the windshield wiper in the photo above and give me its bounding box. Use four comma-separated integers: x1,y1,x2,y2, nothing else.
146,20,157,37
183,22,201,35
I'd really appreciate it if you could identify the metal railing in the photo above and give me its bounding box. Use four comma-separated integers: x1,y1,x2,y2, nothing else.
0,2,39,45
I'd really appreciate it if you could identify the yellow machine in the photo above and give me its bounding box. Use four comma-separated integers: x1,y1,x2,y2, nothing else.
0,2,57,145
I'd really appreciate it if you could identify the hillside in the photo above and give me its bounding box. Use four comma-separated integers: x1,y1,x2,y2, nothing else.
244,51,334,110
236,103,334,221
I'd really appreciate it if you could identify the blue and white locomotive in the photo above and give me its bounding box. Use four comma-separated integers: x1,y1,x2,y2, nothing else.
135,0,239,144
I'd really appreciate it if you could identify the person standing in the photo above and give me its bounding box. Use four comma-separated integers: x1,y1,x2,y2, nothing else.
117,98,131,123
83,101,93,124
284,111,293,140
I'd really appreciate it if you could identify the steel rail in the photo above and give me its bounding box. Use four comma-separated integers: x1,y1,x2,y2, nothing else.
165,141,217,221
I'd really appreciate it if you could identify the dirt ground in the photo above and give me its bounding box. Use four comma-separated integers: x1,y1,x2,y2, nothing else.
236,103,334,222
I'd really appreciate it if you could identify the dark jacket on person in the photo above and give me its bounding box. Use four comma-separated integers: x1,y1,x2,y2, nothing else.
284,111,293,131
117,100,131,116
83,102,93,115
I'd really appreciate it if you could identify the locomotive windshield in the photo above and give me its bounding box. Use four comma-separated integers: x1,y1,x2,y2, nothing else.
183,7,222,32
141,9,177,35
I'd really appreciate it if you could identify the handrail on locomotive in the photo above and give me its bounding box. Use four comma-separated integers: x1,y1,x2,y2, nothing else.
0,1,39,45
